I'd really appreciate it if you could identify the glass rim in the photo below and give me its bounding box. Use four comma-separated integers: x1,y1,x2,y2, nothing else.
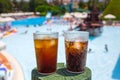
64,31,89,35
33,32,59,35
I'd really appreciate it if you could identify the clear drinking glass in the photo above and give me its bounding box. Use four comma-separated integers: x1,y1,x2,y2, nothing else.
33,32,58,74
64,31,89,73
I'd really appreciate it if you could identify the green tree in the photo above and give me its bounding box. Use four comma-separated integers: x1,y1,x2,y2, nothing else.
29,0,35,12
19,0,24,11
104,0,111,9
29,0,48,12
0,0,12,13
12,0,19,11
78,0,86,8
87,0,103,11
87,0,93,10
35,0,48,5
19,0,29,11
36,4,63,16
102,0,120,20
98,2,106,12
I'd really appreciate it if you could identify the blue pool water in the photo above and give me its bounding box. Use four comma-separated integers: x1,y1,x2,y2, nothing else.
11,16,46,26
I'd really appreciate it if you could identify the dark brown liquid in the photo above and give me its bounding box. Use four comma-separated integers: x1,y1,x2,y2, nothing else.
65,41,88,73
34,38,58,74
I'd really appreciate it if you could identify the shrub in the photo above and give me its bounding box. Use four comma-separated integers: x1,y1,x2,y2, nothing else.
36,5,64,16
36,5,51,16
51,5,64,15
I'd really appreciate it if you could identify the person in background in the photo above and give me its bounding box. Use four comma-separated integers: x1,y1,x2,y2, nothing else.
5,22,11,31
105,44,108,52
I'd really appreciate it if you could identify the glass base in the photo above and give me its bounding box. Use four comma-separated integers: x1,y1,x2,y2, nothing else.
66,69,84,74
37,71,56,75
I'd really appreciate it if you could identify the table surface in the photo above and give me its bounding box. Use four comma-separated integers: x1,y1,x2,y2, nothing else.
32,63,91,80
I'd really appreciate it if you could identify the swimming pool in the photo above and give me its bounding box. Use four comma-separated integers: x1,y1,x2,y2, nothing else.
11,16,46,27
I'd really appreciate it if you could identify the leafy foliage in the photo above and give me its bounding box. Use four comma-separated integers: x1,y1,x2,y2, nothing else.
36,5,63,16
29,0,35,12
78,1,86,9
0,0,12,13
102,0,120,20
18,0,29,11
29,0,48,12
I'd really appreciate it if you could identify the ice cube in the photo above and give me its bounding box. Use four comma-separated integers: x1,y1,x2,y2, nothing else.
73,42,81,49
43,36,51,39
50,40,56,46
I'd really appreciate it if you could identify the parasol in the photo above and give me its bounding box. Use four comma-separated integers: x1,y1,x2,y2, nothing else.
104,14,116,19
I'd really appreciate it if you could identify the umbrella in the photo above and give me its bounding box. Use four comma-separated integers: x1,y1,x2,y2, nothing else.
80,12,88,19
0,17,15,22
74,12,82,18
1,13,9,17
70,12,82,18
104,14,116,19
63,13,72,18
0,17,4,20
71,12,87,19
0,17,4,22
